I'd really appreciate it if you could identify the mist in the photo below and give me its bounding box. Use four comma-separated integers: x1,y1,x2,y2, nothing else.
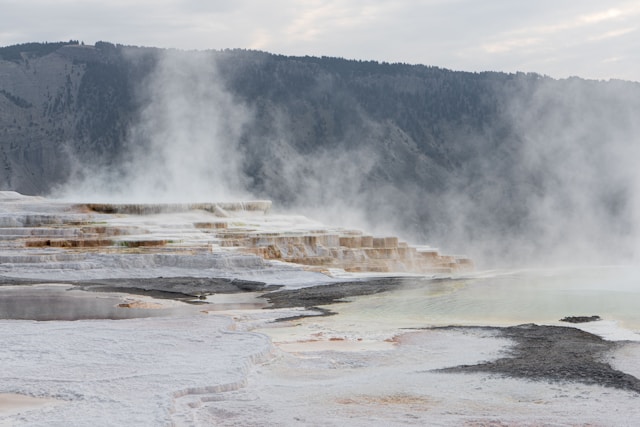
503,78,640,266
438,77,640,267
55,49,251,203
52,51,640,269
240,73,640,268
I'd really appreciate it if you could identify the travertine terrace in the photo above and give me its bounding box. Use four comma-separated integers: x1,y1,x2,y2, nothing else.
0,191,472,278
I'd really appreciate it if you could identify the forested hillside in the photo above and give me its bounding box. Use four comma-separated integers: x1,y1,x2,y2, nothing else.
2,41,639,266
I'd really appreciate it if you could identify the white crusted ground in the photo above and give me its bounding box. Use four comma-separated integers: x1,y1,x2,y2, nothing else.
2,286,640,426
2,192,640,426
5,310,640,427
207,328,640,427
0,312,275,426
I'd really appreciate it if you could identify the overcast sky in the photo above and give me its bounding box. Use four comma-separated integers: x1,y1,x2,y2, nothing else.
1,0,639,81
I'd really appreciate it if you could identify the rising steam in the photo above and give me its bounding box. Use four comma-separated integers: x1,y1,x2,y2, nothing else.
54,51,640,268
56,49,251,202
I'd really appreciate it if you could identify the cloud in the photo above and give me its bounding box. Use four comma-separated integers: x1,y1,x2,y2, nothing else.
283,0,384,42
1,1,639,79
579,8,624,24
482,38,543,54
588,27,637,41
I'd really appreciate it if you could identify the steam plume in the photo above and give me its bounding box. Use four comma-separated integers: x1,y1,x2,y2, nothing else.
54,52,640,268
56,49,250,202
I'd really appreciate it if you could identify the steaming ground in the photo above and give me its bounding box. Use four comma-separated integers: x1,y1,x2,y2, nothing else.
44,47,640,268
3,196,640,425
4,42,640,425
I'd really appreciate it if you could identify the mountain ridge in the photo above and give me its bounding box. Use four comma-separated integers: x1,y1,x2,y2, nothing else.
2,41,639,266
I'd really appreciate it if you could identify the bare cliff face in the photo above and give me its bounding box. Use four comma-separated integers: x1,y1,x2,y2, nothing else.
2,41,640,266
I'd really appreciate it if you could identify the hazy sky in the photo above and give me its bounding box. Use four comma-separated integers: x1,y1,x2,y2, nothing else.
1,0,639,81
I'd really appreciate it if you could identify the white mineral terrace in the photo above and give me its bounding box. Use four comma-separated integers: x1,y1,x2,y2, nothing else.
0,191,472,283
2,191,640,426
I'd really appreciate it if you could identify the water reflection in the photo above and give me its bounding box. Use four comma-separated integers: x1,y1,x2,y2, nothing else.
0,285,193,321
331,266,640,332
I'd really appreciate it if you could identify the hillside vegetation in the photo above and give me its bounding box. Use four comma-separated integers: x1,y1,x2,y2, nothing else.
1,42,639,266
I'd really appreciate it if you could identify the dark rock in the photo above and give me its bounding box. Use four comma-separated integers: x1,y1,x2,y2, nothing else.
74,277,271,300
262,277,418,309
438,324,640,393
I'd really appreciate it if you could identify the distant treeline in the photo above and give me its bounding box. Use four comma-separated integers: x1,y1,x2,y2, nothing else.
0,40,80,61
1,41,639,265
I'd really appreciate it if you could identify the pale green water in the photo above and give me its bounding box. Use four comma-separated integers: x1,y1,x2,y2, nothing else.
328,266,640,335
